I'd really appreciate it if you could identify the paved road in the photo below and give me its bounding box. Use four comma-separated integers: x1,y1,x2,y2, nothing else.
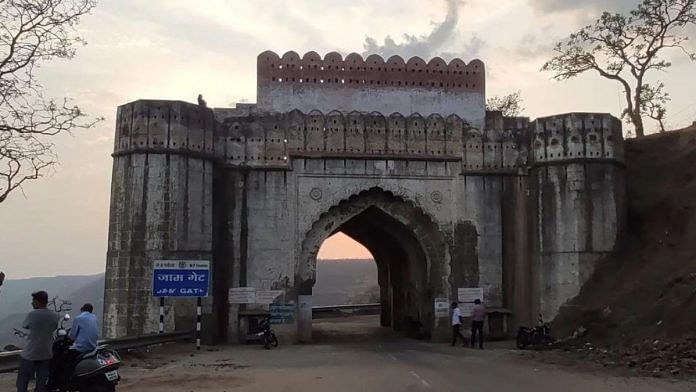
1,315,693,391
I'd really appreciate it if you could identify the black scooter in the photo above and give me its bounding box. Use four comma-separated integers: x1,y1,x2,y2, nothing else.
255,317,279,349
47,314,122,392
516,313,555,350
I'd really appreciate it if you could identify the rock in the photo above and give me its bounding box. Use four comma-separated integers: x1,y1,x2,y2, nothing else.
602,306,612,317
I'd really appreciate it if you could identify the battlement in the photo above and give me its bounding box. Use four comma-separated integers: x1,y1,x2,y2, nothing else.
258,50,485,92
256,51,486,124
112,100,623,174
531,113,624,164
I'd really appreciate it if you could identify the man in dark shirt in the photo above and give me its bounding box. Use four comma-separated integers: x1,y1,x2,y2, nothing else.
16,291,60,392
470,299,486,349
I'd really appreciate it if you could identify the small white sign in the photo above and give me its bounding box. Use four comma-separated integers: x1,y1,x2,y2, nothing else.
458,288,484,315
434,298,450,317
154,260,210,270
228,287,256,304
256,290,283,304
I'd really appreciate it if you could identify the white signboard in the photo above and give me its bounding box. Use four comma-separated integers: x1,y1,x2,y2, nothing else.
228,287,256,304
458,288,484,314
255,290,283,304
434,298,450,318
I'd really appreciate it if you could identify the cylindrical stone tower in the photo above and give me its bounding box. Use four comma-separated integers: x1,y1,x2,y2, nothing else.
104,100,215,338
528,113,626,321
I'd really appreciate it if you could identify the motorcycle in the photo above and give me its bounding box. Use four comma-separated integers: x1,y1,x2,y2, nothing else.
516,313,555,350
256,317,279,349
47,314,122,392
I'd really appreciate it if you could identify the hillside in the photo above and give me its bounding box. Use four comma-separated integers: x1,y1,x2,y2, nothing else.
551,127,696,376
0,273,104,350
313,259,378,306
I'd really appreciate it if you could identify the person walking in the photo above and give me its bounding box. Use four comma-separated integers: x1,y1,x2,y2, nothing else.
450,302,466,346
470,298,486,349
16,291,60,392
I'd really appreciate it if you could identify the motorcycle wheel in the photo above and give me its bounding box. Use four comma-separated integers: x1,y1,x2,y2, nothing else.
270,333,279,348
82,381,116,392
516,336,527,349
517,339,527,350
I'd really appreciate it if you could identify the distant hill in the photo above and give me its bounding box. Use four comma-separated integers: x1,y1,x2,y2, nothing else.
314,259,377,306
0,258,376,348
0,274,104,350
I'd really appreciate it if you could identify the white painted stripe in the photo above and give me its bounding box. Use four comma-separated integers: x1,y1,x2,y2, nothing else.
409,371,430,388
388,354,398,361
196,322,201,330
197,307,201,316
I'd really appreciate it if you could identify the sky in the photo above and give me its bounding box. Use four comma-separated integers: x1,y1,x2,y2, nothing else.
1,0,695,278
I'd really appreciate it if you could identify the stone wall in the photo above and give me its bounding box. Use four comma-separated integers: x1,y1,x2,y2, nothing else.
104,98,625,343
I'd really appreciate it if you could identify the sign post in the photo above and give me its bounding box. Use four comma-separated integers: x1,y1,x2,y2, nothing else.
153,260,210,345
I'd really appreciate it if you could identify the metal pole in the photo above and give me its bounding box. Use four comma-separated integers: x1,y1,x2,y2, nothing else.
159,297,165,334
196,297,202,350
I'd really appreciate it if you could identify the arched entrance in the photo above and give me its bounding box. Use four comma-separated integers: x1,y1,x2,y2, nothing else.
296,188,451,342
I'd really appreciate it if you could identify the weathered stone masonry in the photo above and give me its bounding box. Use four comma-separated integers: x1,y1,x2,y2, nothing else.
104,50,626,343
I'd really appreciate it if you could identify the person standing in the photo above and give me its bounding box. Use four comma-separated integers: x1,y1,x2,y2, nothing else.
450,302,466,346
470,298,486,349
16,291,60,392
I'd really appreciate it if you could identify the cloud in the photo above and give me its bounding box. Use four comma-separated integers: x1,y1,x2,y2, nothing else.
529,0,638,14
362,0,478,59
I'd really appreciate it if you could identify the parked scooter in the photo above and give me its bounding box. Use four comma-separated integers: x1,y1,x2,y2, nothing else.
256,317,279,349
47,314,122,392
516,313,555,350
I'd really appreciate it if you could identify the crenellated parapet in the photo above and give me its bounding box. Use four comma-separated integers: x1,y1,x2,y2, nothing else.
256,51,486,123
530,113,624,165
114,99,217,158
258,50,485,93
113,100,625,175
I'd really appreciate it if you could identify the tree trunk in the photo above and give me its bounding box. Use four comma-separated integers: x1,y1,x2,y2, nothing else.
630,112,645,137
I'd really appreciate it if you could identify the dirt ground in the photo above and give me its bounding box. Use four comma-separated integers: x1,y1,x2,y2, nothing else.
1,316,693,391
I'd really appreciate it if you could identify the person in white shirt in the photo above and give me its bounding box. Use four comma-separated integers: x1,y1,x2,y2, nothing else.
450,302,466,346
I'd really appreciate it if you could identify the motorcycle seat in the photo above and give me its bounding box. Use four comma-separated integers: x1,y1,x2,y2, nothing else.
77,347,99,361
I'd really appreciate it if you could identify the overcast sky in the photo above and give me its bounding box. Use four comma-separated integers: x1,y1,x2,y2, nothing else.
1,0,695,278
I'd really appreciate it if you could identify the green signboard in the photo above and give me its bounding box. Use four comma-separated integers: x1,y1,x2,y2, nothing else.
269,304,295,324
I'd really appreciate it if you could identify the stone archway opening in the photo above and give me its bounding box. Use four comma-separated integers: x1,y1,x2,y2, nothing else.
297,188,451,343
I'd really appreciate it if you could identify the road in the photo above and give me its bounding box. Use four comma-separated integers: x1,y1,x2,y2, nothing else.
1,315,693,391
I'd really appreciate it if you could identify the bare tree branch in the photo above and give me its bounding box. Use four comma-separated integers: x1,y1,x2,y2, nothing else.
486,91,525,117
0,0,100,204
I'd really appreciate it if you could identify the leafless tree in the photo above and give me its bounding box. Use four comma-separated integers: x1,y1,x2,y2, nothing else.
542,0,696,137
48,296,72,312
0,0,100,204
486,91,525,117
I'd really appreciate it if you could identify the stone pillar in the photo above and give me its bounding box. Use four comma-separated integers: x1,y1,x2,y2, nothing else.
377,264,390,327
297,295,312,343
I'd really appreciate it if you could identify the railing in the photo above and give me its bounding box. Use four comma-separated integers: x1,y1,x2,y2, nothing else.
312,303,380,314
0,331,192,374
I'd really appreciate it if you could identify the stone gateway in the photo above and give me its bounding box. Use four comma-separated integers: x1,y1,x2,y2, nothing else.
103,51,626,343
